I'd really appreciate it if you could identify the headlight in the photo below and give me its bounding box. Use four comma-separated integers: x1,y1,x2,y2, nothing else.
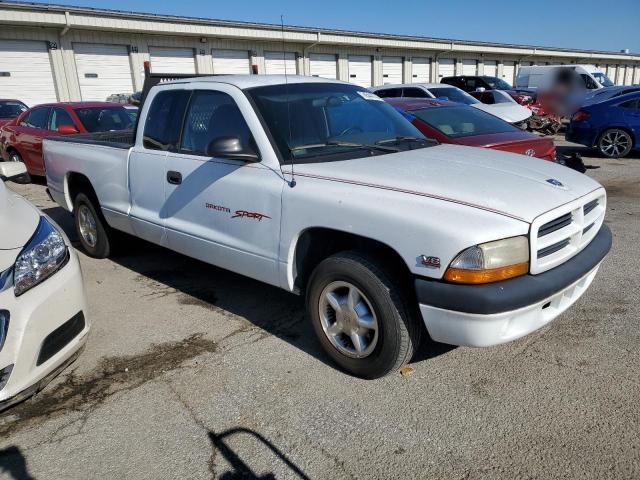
14,217,68,296
444,236,529,284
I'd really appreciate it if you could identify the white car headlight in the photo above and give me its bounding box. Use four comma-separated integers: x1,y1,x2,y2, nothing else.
444,236,529,284
14,217,68,296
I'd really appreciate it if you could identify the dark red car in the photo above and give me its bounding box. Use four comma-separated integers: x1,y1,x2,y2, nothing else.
386,98,556,161
0,100,28,128
0,102,134,177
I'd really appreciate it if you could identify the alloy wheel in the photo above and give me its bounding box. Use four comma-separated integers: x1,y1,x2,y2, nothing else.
77,204,98,248
318,281,379,358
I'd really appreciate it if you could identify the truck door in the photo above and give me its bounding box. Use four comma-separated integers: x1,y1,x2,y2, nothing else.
128,88,191,245
163,86,284,286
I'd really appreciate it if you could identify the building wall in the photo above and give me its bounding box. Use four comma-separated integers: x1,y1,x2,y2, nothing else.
0,4,638,103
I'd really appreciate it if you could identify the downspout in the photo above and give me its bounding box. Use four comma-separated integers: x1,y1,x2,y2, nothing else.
61,11,71,36
302,32,321,75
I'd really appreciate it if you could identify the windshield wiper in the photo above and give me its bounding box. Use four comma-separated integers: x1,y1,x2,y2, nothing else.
375,136,427,145
376,136,438,148
290,141,399,153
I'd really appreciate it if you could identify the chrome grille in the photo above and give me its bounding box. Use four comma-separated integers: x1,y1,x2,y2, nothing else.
530,190,606,274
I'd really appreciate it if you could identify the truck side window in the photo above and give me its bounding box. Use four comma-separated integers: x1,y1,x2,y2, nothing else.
143,90,190,151
180,90,254,157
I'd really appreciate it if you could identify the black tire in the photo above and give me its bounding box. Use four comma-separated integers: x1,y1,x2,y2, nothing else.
306,251,422,379
597,128,633,158
7,150,31,183
73,192,113,258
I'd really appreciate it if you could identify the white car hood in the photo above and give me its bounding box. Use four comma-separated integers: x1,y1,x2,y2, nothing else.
471,102,532,123
291,144,602,223
0,181,40,257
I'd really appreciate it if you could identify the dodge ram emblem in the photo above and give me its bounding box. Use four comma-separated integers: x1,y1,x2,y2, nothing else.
546,178,564,187
525,149,535,156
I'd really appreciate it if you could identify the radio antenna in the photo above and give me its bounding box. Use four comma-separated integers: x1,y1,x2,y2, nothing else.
281,14,296,187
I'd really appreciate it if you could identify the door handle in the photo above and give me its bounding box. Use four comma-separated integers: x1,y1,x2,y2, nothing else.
167,170,182,185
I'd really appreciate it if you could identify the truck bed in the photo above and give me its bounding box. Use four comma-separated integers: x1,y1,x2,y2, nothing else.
46,130,134,149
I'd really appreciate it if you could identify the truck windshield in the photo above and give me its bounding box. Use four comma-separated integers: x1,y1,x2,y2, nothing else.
74,106,134,133
483,77,513,90
246,83,431,163
591,72,614,87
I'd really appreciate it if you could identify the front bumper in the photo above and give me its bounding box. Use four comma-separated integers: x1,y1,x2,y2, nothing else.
0,247,89,409
415,224,611,347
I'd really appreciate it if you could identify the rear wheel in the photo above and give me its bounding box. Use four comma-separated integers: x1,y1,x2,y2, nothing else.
597,129,633,158
73,192,113,258
307,251,421,379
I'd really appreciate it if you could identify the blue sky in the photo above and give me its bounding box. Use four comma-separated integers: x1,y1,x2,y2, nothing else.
22,0,640,53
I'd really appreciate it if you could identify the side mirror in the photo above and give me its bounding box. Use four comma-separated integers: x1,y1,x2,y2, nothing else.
57,124,79,135
0,161,28,182
206,136,260,162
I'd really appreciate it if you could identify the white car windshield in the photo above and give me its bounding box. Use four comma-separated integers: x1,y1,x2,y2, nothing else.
426,87,479,105
592,72,615,87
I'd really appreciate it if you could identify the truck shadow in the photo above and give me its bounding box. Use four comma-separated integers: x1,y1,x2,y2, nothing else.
41,205,455,372
209,427,310,479
0,446,36,480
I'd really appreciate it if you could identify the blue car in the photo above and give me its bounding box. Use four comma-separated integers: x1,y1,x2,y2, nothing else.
566,91,640,158
581,85,640,107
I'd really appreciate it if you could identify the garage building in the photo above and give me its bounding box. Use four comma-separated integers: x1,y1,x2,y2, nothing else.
0,1,638,105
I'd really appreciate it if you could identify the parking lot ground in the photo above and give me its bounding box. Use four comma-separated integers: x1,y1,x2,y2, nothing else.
0,138,639,479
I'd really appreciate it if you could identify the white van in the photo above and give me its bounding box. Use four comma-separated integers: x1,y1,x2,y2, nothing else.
515,65,615,90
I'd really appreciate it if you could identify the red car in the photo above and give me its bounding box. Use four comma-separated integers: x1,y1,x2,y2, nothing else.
0,102,134,177
386,98,556,161
0,99,28,128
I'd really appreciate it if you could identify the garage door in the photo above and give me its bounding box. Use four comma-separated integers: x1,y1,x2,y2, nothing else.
264,51,297,75
212,49,250,74
149,47,196,75
437,58,455,79
411,57,430,83
74,43,134,101
309,53,337,79
624,65,634,85
348,55,372,87
502,61,516,84
382,56,403,84
0,40,57,106
461,59,477,76
483,60,498,77
634,66,640,85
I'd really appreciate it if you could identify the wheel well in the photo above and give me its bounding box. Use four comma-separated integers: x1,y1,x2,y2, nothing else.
293,228,411,293
67,172,97,210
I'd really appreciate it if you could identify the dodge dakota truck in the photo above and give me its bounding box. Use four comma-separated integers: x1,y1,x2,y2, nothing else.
43,75,611,378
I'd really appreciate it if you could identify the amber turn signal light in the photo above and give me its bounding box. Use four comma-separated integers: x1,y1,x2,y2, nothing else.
443,262,529,284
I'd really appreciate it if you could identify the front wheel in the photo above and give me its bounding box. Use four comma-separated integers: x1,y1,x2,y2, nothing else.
598,128,633,158
306,251,422,379
7,150,31,183
73,192,113,258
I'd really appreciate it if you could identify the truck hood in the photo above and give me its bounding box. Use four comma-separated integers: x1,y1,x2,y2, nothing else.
471,102,532,123
290,144,602,223
0,181,40,252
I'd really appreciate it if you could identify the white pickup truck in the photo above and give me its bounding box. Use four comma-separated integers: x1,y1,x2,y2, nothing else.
43,75,611,378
